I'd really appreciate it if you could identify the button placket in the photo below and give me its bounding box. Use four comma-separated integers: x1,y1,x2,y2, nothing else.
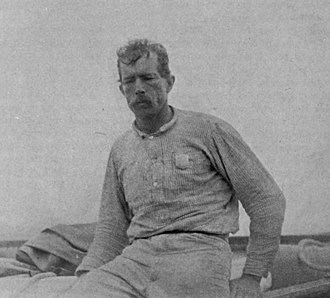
151,158,160,189
147,138,162,190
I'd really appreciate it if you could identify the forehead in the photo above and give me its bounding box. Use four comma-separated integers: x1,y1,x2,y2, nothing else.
119,51,160,78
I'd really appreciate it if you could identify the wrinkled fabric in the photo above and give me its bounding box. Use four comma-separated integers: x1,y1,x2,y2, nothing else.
63,233,232,298
0,258,39,277
0,273,76,298
298,239,330,271
16,223,96,276
79,107,285,278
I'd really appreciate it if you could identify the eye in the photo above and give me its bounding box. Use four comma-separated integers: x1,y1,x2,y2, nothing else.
123,78,135,85
142,75,156,81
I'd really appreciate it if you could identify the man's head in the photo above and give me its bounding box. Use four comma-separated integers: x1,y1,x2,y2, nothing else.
117,39,175,121
117,39,172,83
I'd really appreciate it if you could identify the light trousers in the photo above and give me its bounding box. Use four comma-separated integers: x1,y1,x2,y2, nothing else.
63,233,232,298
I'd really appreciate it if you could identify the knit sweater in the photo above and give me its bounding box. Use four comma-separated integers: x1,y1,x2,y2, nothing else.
77,107,285,278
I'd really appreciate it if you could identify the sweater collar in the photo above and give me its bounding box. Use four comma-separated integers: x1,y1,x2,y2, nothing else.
132,106,178,138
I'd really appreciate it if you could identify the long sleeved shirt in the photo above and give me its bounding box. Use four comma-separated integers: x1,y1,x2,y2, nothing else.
77,106,285,277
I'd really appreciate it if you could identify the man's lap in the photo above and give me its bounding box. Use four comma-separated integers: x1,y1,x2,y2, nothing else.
63,233,232,298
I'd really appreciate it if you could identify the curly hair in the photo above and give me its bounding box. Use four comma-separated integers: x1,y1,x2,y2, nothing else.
117,39,171,82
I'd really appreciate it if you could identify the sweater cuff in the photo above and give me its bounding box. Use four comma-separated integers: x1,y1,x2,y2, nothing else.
75,255,105,276
242,259,269,278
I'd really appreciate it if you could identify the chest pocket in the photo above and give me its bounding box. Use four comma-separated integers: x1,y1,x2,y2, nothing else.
174,151,211,173
163,150,213,191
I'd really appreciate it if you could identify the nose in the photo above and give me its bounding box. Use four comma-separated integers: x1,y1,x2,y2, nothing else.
135,78,145,95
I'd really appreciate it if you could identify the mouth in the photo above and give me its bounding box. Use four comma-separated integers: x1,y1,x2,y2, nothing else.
136,101,149,105
134,97,151,108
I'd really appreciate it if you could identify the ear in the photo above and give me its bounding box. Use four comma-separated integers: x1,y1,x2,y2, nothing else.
166,75,175,93
119,84,125,96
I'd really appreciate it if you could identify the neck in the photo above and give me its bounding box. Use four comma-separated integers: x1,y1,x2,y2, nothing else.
135,105,173,134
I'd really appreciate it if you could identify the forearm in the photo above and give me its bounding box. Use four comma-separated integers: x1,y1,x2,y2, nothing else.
243,193,286,277
76,216,129,274
76,151,130,275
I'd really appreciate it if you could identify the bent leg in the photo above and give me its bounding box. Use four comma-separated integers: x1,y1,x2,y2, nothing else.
62,269,144,298
61,248,150,298
62,234,232,298
146,234,232,298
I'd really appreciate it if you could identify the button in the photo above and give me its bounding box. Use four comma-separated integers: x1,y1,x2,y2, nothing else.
153,182,158,187
149,136,154,140
150,274,157,282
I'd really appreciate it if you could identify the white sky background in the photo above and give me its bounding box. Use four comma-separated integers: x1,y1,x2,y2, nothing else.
0,0,329,240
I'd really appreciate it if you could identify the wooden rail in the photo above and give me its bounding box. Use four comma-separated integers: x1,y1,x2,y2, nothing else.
229,233,330,251
264,278,330,298
1,233,329,249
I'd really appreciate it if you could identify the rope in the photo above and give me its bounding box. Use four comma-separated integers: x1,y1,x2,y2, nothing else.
298,239,330,272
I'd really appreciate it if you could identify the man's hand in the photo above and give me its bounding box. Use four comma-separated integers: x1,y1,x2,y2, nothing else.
230,274,262,298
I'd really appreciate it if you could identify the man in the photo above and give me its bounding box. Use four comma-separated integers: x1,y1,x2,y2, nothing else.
64,39,285,297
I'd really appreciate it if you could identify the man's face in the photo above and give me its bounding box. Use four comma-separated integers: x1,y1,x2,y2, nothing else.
119,52,173,118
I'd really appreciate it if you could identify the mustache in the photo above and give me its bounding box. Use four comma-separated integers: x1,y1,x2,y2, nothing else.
134,95,151,105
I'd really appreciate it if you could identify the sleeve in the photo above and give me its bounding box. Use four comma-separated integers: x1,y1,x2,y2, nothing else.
75,149,130,276
209,121,286,278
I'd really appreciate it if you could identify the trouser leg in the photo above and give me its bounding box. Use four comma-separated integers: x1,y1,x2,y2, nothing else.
146,233,232,298
61,243,150,298
61,269,141,298
62,233,232,298
147,249,231,297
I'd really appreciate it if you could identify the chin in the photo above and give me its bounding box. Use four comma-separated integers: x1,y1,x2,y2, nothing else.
132,108,154,116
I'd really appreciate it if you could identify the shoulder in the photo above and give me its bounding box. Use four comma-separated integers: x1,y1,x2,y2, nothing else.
110,129,136,159
175,108,241,139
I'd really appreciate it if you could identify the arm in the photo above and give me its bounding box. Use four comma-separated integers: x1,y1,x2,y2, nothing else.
75,150,130,276
209,122,285,278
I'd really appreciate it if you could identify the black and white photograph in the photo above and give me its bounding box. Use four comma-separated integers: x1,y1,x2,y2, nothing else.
0,1,329,297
